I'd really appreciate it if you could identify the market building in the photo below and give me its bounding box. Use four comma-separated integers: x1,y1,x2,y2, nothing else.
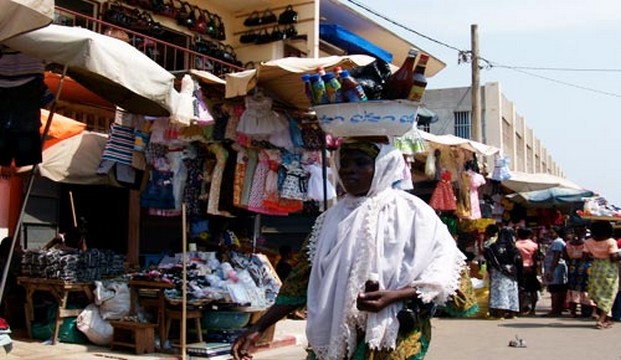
422,82,564,176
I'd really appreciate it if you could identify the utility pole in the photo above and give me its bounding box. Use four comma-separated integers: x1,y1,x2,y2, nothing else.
471,24,481,142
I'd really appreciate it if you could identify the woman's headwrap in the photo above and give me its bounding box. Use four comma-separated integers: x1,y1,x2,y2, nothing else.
336,140,413,193
339,141,381,160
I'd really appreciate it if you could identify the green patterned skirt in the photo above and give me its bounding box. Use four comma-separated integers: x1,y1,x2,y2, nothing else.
588,259,619,314
306,319,432,360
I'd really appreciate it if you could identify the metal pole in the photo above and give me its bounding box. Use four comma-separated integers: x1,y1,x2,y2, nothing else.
471,24,482,142
0,65,68,303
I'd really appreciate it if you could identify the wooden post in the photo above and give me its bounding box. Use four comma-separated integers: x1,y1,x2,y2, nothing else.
471,24,482,142
69,191,77,228
181,203,187,360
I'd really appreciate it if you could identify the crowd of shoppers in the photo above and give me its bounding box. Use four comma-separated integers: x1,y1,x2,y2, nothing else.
479,220,620,330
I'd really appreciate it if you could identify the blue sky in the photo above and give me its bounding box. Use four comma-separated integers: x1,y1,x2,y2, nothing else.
348,0,621,206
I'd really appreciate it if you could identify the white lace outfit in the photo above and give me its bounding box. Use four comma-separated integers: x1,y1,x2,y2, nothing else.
305,143,465,360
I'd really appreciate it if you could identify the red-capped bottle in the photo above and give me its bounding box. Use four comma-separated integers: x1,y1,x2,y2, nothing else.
408,54,430,102
382,48,418,99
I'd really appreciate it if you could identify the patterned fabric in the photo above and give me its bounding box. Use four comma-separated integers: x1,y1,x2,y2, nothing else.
101,123,135,165
429,172,456,211
233,146,247,207
566,242,592,302
183,145,205,217
588,259,619,314
206,143,232,217
277,242,434,360
487,267,520,313
567,257,593,305
438,269,480,317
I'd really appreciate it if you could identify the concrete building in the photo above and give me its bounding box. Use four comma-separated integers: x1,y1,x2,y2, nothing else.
422,81,563,177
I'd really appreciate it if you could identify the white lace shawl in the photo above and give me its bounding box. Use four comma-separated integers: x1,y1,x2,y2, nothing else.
305,144,465,360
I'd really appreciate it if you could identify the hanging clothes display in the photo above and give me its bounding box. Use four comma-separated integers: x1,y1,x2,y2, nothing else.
0,47,46,167
491,155,511,181
97,122,144,188
237,93,286,136
455,170,472,218
429,170,457,211
467,170,486,220
206,143,232,217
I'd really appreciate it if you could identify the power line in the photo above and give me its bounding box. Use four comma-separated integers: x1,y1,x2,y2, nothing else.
491,65,621,98
490,65,621,72
343,0,462,52
343,0,621,98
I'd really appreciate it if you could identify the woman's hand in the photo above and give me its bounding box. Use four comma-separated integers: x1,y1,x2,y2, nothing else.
231,326,261,360
357,290,398,312
357,286,420,313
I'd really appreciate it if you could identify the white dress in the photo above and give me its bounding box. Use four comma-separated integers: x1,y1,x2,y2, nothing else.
304,163,336,201
236,94,286,136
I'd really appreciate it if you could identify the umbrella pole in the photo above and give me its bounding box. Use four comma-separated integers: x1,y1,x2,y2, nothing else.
181,203,187,360
0,65,68,303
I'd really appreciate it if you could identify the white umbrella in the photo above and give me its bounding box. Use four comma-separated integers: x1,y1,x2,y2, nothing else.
410,129,501,156
18,131,114,186
0,0,53,41
501,171,584,193
3,24,178,116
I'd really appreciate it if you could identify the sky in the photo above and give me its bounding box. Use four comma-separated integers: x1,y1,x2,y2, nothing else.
347,0,621,206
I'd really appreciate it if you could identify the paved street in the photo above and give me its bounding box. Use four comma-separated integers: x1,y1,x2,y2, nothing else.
5,294,621,360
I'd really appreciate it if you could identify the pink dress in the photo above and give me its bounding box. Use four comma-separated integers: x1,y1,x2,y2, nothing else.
468,171,486,219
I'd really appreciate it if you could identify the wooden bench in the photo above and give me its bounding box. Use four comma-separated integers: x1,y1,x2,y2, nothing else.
109,320,157,354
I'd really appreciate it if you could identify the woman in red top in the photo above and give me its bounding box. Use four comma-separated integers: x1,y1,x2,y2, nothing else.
514,227,542,315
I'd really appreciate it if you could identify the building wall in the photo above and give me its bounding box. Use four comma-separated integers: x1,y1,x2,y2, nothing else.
423,81,564,177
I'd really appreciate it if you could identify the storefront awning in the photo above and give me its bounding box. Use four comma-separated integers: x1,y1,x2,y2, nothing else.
320,24,392,63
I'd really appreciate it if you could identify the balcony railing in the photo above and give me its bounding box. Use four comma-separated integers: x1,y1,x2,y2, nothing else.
53,6,244,77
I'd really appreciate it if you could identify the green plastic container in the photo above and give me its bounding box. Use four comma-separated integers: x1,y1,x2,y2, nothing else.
201,311,251,330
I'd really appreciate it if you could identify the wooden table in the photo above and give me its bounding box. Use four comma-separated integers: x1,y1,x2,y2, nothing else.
17,277,94,345
127,279,174,346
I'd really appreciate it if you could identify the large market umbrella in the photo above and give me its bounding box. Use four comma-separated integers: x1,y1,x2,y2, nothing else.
40,109,87,150
18,130,112,186
506,186,594,205
0,0,53,41
44,72,114,110
3,24,178,116
401,128,501,156
225,54,384,110
501,171,584,193
1,24,179,302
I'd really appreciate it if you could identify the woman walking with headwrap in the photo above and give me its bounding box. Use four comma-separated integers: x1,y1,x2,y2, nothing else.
232,138,475,360
484,227,522,319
